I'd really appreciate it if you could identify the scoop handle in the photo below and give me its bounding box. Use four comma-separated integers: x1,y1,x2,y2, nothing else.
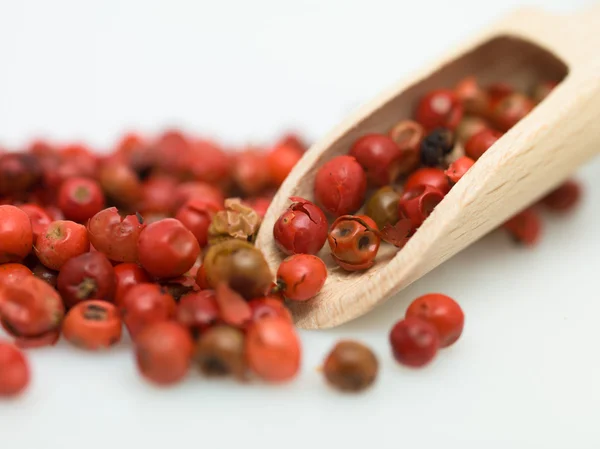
493,5,600,66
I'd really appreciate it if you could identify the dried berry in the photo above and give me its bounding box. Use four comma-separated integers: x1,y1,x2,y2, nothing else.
323,341,378,392
208,198,261,245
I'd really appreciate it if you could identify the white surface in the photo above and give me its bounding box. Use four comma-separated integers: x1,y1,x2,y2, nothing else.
1,0,599,448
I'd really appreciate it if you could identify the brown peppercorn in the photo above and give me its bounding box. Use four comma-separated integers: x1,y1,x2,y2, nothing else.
323,340,378,393
193,325,247,379
208,198,261,245
365,186,401,229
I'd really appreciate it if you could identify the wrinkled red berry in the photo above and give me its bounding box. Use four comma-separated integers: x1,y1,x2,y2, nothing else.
87,208,145,263
273,197,328,255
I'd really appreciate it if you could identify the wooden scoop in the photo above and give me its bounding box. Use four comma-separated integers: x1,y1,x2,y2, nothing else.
255,5,600,329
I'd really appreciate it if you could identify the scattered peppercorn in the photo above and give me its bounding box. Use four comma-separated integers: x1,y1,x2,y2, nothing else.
323,340,378,393
0,342,30,397
193,325,247,379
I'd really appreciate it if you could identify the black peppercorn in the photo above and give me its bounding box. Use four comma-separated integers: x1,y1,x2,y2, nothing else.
420,128,454,167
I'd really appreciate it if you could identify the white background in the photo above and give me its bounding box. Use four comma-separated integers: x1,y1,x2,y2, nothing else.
1,0,599,448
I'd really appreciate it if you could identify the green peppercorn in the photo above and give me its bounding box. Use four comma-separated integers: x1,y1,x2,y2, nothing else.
365,186,401,229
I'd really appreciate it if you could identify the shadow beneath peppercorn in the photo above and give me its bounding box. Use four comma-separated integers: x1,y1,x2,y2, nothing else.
330,230,518,334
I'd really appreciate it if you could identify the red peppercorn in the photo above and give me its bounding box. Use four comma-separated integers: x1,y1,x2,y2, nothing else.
31,262,58,287
267,142,303,186
113,263,152,308
186,140,232,187
490,93,534,132
349,134,403,186
0,263,32,285
454,76,488,116
232,150,271,196
195,264,210,290
404,167,451,194
18,204,52,241
87,208,145,263
138,218,200,279
0,342,30,397
540,180,582,212
276,254,327,301
415,89,463,131
445,156,475,184
464,128,502,160
246,317,301,382
121,283,177,339
0,275,65,339
57,252,116,309
0,153,42,196
248,296,293,323
13,329,60,349
62,300,122,350
98,161,142,208
486,82,514,111
406,293,464,348
328,215,380,271
176,290,220,335
456,116,490,144
57,177,106,223
273,197,328,255
174,182,225,211
175,199,222,247
314,155,367,217
389,317,439,367
388,120,424,175
60,144,98,179
398,185,445,230
0,205,33,264
502,208,542,246
35,220,89,271
138,175,178,215
135,321,193,386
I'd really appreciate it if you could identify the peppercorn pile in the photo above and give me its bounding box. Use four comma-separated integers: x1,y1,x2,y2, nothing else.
0,76,583,397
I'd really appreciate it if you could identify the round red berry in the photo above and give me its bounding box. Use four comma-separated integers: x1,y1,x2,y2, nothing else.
389,317,439,367
0,205,33,264
349,134,403,187
415,89,463,131
406,293,464,348
62,300,122,350
276,254,327,301
58,177,106,223
0,342,30,397
35,220,89,271
137,218,200,279
314,155,367,217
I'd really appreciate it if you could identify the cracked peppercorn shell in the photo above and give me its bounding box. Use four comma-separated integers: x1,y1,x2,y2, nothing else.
388,120,424,175
327,215,380,272
323,340,378,392
193,325,246,379
273,198,328,255
398,185,445,230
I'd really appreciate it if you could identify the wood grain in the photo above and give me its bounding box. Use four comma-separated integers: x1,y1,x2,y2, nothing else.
255,5,600,329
